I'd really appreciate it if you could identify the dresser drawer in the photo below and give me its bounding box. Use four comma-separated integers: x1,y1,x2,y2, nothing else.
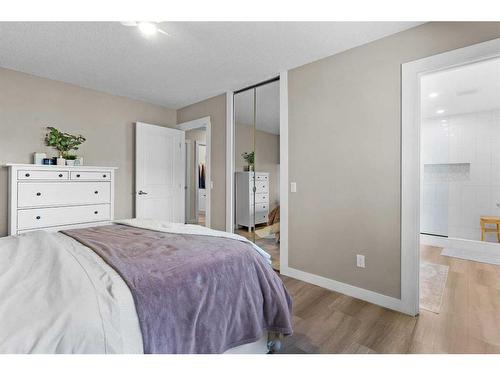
247,203,269,214
255,181,268,193
252,212,268,225
255,202,269,212
17,204,111,230
18,170,68,180
249,173,269,182
255,173,268,181
70,171,111,180
251,193,269,204
18,182,111,208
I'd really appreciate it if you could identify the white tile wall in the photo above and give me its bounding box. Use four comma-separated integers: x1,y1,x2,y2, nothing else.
421,109,500,241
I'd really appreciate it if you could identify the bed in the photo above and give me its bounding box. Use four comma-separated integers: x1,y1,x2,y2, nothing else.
0,219,293,354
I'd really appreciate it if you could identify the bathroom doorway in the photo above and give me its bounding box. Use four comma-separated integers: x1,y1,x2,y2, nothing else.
401,38,500,318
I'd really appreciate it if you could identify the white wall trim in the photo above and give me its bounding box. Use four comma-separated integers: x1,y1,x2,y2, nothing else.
225,91,234,232
281,265,410,314
421,234,500,252
177,116,210,131
177,116,212,228
279,71,289,271
401,37,500,317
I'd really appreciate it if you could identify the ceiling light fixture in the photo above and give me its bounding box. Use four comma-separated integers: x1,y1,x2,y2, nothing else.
138,22,158,36
429,92,439,98
121,21,169,37
436,109,445,115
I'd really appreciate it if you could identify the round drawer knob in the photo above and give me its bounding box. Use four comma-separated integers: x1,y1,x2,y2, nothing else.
36,216,41,220
94,190,98,194
94,211,98,214
102,174,107,178
76,174,81,178
36,192,41,196
58,174,63,178
25,173,30,177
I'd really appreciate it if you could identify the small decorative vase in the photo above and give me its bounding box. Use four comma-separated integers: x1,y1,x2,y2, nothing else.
66,160,75,166
57,157,66,166
243,165,249,172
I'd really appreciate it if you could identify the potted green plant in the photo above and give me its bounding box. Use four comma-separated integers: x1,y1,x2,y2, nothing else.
242,151,254,171
45,127,86,166
65,154,77,166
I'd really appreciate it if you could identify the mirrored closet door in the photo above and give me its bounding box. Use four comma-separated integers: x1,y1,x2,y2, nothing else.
234,86,257,242
233,78,280,271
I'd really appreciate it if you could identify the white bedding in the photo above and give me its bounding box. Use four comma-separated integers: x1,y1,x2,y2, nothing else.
0,230,143,354
0,221,271,354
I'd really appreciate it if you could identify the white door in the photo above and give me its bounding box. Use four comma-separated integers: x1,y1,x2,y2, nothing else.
136,122,185,222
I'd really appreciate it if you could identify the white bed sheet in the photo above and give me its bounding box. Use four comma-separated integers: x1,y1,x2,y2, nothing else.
0,230,143,354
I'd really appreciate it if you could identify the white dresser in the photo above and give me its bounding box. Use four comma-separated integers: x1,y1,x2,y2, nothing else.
7,164,117,235
235,171,269,231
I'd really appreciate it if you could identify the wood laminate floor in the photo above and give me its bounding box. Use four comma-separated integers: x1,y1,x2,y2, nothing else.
279,245,500,354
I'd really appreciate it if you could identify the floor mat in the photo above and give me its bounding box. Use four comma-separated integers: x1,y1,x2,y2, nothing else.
420,261,449,313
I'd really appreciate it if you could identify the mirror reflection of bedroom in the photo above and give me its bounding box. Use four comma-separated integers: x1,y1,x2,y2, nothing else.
234,79,280,271
185,127,208,226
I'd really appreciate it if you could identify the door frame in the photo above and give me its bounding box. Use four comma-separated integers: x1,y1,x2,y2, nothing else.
177,116,212,228
225,72,288,270
401,37,500,316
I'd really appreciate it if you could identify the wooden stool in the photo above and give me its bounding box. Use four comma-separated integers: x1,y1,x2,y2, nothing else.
480,216,500,242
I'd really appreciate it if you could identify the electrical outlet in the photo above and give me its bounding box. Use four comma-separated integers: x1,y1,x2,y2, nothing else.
290,182,297,193
356,254,365,268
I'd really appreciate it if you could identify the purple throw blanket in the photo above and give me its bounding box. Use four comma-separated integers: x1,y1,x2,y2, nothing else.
62,225,293,354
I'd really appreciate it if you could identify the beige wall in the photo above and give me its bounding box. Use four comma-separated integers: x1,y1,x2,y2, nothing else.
235,124,280,210
185,128,207,143
0,68,177,237
177,94,226,231
288,22,500,298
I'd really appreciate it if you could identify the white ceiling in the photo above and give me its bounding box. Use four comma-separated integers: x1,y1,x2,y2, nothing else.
0,22,421,109
235,80,280,135
421,57,500,119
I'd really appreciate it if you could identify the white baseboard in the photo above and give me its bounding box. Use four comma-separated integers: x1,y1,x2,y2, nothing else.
421,234,500,253
281,266,412,315
420,234,449,247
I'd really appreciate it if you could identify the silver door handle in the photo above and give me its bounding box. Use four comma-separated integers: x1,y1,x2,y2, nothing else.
138,190,148,195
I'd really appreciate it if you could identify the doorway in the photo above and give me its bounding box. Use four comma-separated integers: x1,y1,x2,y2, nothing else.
178,116,212,228
401,38,500,316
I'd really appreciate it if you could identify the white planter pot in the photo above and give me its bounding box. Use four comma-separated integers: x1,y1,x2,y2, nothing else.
57,157,66,166
66,160,76,166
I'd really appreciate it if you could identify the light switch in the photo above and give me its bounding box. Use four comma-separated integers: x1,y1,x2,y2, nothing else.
290,182,297,193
